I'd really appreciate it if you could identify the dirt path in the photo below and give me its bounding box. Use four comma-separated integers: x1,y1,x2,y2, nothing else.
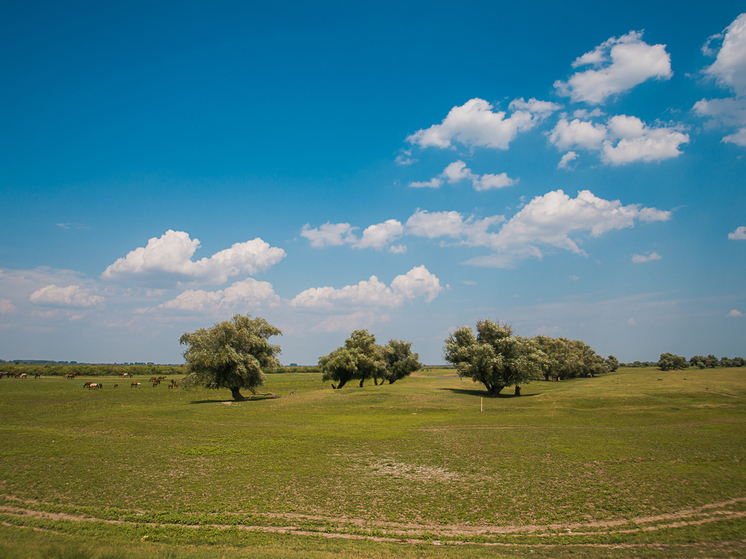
1,495,745,546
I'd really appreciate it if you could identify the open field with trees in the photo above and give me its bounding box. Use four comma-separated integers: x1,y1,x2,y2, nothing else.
0,365,745,558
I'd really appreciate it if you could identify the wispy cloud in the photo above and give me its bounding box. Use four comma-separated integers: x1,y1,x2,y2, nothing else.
631,251,662,263
29,285,104,308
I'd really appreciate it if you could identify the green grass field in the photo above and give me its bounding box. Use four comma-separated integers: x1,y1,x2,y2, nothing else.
1,367,745,558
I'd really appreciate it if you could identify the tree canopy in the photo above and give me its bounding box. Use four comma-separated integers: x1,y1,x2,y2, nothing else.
382,339,423,384
319,330,422,389
535,336,610,380
657,352,689,371
444,320,544,396
179,314,282,401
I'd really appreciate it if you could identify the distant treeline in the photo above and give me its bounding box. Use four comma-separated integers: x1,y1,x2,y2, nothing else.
267,366,321,374
656,354,745,371
0,363,186,377
624,355,746,370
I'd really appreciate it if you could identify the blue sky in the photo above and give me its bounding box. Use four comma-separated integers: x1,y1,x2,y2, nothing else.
1,0,744,365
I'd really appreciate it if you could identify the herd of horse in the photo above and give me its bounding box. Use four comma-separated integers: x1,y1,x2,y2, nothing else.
0,372,179,389
0,372,41,379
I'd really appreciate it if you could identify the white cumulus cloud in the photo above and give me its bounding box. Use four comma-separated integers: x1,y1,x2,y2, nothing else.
405,209,504,245
412,160,516,192
727,309,742,317
30,285,104,308
101,230,286,286
549,118,607,151
353,220,404,250
291,265,443,309
406,97,560,150
303,220,405,251
460,190,671,268
695,14,746,146
729,226,746,240
703,13,746,95
549,115,688,165
602,116,689,165
554,30,673,105
159,278,280,313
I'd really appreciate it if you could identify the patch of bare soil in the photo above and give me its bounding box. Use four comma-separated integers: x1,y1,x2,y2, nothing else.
2,495,745,548
369,459,460,482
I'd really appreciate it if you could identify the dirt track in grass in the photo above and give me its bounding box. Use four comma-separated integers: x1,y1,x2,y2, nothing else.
2,495,745,546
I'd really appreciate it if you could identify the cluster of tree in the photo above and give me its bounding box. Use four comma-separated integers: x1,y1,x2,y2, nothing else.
0,362,184,377
444,320,616,397
656,353,746,370
689,355,745,369
657,353,689,371
318,330,423,389
535,336,617,380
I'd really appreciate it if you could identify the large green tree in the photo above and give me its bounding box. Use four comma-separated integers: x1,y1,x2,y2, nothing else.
444,320,544,396
319,329,385,389
179,314,282,401
382,339,423,384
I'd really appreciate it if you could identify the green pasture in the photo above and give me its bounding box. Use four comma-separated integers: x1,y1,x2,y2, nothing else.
0,367,745,558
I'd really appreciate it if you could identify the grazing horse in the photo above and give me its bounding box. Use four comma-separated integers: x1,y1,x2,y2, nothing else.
35,373,41,379
87,383,102,389
131,382,141,388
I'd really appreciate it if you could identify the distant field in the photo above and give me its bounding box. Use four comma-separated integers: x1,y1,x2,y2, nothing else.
0,367,745,558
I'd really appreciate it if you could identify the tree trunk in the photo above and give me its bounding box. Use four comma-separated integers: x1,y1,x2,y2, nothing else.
230,387,246,401
487,385,504,397
359,378,365,387
335,379,348,389
373,378,379,386
514,385,521,396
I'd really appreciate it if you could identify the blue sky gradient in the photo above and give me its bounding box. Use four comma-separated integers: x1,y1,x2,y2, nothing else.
1,1,744,364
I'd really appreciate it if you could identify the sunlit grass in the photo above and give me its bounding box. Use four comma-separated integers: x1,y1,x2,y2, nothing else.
0,366,744,557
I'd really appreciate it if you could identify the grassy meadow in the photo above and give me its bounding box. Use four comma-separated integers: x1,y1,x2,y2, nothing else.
0,366,745,558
